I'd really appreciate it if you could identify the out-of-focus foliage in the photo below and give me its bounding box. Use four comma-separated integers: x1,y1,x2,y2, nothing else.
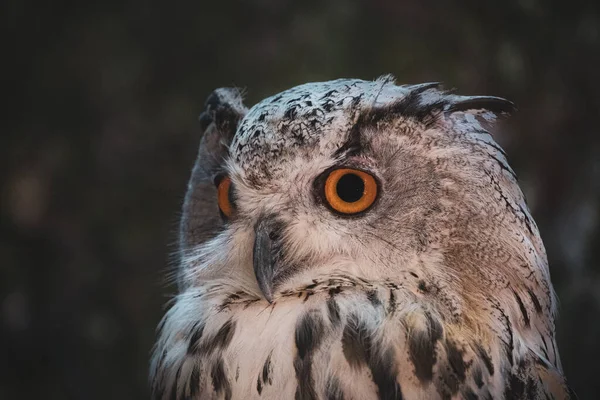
1,0,599,398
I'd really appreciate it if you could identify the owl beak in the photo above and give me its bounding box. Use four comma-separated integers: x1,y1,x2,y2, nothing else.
253,218,280,303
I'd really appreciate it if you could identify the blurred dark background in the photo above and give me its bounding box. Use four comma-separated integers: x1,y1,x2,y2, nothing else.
2,0,599,399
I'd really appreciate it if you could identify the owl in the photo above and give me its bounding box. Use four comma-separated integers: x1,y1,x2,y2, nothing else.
150,76,571,399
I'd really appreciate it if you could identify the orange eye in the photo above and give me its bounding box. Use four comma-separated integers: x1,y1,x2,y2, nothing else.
217,176,234,218
323,168,378,215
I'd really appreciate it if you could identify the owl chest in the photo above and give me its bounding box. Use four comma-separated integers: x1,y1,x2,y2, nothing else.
159,286,488,400
186,290,400,400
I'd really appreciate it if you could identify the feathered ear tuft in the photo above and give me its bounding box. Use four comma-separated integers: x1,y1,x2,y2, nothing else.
195,88,248,171
198,88,248,140
178,88,248,268
445,95,516,115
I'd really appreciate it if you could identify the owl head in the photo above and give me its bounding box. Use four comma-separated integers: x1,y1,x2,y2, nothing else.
177,76,552,321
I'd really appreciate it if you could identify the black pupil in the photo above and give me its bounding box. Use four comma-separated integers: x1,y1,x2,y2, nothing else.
336,173,364,203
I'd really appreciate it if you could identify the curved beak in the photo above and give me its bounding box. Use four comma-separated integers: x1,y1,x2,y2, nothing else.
253,218,281,303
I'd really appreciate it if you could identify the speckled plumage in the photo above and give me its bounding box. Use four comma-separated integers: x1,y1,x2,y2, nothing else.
151,76,570,399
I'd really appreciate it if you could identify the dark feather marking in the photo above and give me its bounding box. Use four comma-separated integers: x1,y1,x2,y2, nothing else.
257,376,263,395
528,289,543,314
386,90,447,127
539,334,551,360
211,359,232,400
256,351,273,394
327,297,341,327
243,299,260,309
504,360,538,400
198,319,236,355
325,376,345,400
187,321,206,354
519,204,536,236
408,312,443,383
334,122,363,158
438,363,460,397
283,104,299,120
295,311,323,358
270,94,283,103
474,343,495,376
227,292,242,300
367,290,382,307
351,93,364,109
328,286,342,296
437,340,472,397
369,345,403,400
341,316,369,368
294,311,326,400
504,372,526,399
500,310,514,366
526,376,537,399
262,352,273,385
388,289,397,315
513,290,531,327
540,345,550,361
320,89,339,100
189,363,201,397
473,367,484,388
342,313,403,399
540,334,548,351
445,340,470,383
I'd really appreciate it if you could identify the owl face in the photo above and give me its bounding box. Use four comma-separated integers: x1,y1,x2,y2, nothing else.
180,77,528,305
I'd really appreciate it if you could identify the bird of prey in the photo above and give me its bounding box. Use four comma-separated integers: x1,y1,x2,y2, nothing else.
150,76,571,399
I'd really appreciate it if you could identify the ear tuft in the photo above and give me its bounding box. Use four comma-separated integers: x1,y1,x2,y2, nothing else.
194,88,248,170
198,87,248,137
178,89,248,271
446,95,516,115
